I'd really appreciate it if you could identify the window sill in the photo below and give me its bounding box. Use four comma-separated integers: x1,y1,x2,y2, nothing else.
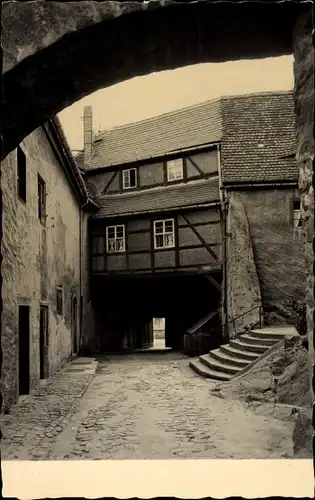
106,251,126,255
154,246,175,251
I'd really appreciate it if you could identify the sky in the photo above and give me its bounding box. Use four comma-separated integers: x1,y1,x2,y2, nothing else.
58,56,294,153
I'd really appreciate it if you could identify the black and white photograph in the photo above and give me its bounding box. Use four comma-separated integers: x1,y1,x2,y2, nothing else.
0,0,313,497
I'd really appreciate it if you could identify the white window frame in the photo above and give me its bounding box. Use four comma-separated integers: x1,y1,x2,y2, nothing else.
166,158,183,182
153,219,175,249
106,225,126,253
122,168,137,190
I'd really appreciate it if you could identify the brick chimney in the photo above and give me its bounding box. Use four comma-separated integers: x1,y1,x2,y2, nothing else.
83,106,93,168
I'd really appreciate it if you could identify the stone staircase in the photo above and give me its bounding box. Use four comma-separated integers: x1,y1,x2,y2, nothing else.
189,326,297,381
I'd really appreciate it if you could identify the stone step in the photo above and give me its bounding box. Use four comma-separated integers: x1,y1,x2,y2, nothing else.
239,333,279,347
249,330,286,341
199,354,243,375
229,339,270,354
211,349,251,368
189,359,232,381
220,344,260,361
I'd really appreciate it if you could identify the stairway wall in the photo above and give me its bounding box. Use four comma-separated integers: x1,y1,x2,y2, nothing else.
226,187,306,335
226,193,262,339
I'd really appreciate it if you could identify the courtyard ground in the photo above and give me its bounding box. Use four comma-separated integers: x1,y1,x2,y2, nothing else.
0,352,300,460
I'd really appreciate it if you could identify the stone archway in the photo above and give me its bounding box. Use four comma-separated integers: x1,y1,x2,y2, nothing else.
2,1,302,159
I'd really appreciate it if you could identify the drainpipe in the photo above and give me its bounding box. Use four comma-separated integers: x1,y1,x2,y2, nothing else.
217,144,228,342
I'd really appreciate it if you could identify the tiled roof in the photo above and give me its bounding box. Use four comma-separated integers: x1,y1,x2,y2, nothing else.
77,90,297,186
220,92,298,183
92,177,220,219
75,98,223,169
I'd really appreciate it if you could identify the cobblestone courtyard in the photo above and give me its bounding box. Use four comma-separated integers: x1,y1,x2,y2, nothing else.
0,353,295,459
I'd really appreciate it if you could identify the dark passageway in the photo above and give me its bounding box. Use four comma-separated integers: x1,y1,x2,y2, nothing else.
92,273,222,352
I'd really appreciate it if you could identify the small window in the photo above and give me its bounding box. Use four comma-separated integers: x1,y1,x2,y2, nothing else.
56,286,63,315
38,174,46,225
154,219,175,249
106,225,125,253
293,200,301,228
167,158,183,182
122,168,137,190
17,146,27,202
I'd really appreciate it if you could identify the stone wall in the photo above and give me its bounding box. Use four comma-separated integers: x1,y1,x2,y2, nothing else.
81,211,96,355
226,187,306,338
1,127,81,411
293,8,314,401
226,193,262,339
233,188,305,322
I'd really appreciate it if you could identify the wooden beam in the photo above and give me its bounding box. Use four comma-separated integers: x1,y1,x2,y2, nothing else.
174,215,180,267
204,274,222,293
181,213,218,262
187,156,206,178
102,171,117,194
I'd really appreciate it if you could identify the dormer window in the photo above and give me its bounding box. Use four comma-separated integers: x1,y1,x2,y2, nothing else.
122,168,137,190
166,158,183,182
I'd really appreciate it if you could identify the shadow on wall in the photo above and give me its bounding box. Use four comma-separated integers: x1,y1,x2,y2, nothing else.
226,193,262,339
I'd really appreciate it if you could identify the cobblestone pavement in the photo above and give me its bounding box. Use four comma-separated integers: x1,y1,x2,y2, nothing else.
0,353,295,459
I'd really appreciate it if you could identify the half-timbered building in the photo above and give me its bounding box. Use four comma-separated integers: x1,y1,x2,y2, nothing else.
76,90,304,353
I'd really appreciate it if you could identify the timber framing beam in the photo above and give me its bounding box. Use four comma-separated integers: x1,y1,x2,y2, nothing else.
186,156,206,178
102,171,117,194
181,213,219,262
204,274,222,293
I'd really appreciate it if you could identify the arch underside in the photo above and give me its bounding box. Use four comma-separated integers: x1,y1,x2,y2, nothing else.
1,1,301,159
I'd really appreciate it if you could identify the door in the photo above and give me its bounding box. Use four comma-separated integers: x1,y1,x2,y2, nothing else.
40,305,48,379
19,305,30,395
142,320,153,349
72,296,78,355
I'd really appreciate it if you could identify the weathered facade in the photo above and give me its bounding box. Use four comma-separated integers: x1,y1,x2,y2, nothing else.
75,90,304,353
1,118,96,411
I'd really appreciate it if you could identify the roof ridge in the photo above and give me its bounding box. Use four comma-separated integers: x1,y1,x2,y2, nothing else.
220,89,293,101
94,96,221,140
93,89,292,140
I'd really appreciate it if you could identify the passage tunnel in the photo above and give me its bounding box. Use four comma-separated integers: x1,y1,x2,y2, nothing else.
92,273,222,352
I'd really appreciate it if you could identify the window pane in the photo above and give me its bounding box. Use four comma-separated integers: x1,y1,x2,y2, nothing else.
116,238,125,252
107,227,115,238
165,234,174,247
155,234,164,248
130,169,136,187
165,220,174,232
116,226,124,238
174,168,183,179
154,222,164,234
174,158,182,168
293,210,301,228
167,158,183,181
107,239,116,252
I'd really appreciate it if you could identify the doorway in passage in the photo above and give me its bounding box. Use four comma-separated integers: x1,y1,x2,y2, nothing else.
40,305,49,379
152,317,165,348
18,305,30,395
